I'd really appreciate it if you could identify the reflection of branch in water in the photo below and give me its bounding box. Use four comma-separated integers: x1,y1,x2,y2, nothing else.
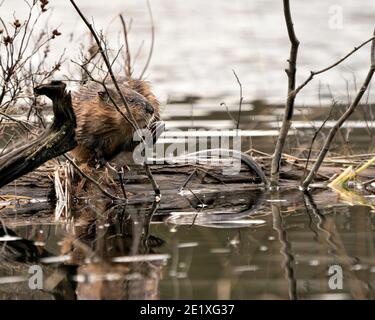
169,240,197,299
0,225,77,299
57,199,166,299
169,242,197,279
271,195,297,300
168,187,267,228
303,191,369,299
303,192,337,250
0,198,167,299
142,200,160,251
129,200,159,256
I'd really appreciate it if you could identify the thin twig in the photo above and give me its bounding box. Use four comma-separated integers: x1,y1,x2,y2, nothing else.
301,28,375,190
293,35,375,97
119,14,132,78
70,0,138,131
232,69,243,131
64,154,124,201
118,168,128,200
139,0,155,79
301,102,337,181
178,168,197,192
220,102,238,126
187,187,206,208
362,178,375,187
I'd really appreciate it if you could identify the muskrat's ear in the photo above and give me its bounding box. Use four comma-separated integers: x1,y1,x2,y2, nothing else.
98,88,116,103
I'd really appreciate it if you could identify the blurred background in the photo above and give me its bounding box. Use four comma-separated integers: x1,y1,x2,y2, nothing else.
3,0,375,105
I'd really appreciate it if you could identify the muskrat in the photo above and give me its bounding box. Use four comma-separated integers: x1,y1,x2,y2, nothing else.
70,79,160,167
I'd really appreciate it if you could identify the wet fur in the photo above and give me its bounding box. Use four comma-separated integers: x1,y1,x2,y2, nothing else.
70,79,160,165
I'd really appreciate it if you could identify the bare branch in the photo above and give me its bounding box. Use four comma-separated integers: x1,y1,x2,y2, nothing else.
232,69,243,131
293,35,375,98
301,102,337,182
301,28,375,190
139,0,155,80
270,0,300,188
119,14,132,78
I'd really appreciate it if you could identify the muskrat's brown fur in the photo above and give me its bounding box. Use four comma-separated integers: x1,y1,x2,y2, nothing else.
70,79,159,166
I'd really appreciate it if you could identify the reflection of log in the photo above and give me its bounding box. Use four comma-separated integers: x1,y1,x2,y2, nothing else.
0,81,76,188
0,225,76,299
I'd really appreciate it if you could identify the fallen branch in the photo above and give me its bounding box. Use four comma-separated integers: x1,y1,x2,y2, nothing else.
0,81,77,188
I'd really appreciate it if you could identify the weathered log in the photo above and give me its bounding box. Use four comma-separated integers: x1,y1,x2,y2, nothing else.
2,156,375,201
0,81,76,188
2,155,374,228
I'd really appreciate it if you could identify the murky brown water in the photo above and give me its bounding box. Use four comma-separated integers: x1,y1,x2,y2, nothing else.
1,1,375,300
1,190,375,299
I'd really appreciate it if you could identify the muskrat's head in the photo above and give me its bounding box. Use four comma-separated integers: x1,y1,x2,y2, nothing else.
98,85,156,130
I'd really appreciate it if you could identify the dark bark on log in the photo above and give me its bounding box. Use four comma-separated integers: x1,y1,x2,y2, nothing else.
0,81,77,188
1,157,374,228
2,157,375,200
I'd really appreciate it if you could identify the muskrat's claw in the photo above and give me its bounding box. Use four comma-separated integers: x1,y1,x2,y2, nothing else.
101,167,117,188
149,121,165,147
94,157,107,169
105,162,119,174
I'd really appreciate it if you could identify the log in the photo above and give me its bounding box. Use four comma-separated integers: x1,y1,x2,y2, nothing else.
2,154,374,227
0,81,77,188
2,155,375,203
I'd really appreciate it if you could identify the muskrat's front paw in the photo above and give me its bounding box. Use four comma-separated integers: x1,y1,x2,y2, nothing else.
100,167,117,188
94,157,107,169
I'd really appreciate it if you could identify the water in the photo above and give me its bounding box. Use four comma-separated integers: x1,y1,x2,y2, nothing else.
1,0,375,300
3,0,375,154
2,0,375,104
1,191,375,299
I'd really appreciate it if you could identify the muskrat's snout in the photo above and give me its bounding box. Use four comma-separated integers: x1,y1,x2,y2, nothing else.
128,91,154,115
144,101,154,115
137,99,154,115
